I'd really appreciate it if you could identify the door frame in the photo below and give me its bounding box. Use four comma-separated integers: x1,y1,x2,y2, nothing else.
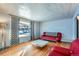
76,16,79,38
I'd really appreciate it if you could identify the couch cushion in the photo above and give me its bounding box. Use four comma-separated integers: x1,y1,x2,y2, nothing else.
41,36,56,41
53,46,71,56
70,39,79,56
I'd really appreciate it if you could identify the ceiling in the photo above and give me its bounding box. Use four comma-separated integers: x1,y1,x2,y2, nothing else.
0,3,79,21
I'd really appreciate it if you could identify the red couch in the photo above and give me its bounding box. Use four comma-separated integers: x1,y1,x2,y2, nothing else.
48,39,79,56
40,32,62,42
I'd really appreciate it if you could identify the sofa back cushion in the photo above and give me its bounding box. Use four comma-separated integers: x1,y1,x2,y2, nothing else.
43,32,57,37
70,39,79,56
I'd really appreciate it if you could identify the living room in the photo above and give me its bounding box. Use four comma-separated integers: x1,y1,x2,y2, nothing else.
0,3,79,56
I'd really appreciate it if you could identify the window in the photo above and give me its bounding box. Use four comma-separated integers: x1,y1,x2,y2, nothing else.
19,21,31,35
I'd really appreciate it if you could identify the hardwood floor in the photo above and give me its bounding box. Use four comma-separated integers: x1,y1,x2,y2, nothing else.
0,41,70,56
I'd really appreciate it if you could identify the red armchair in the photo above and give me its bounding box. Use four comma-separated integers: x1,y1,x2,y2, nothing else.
40,32,62,42
48,39,79,56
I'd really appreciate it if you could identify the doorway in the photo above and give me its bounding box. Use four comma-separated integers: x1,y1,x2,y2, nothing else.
19,18,31,43
76,16,79,38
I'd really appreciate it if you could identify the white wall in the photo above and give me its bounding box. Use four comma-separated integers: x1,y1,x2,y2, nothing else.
72,8,79,39
40,18,76,42
34,22,40,39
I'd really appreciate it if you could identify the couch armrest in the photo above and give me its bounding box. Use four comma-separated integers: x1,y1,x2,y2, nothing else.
48,46,71,56
57,32,62,41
